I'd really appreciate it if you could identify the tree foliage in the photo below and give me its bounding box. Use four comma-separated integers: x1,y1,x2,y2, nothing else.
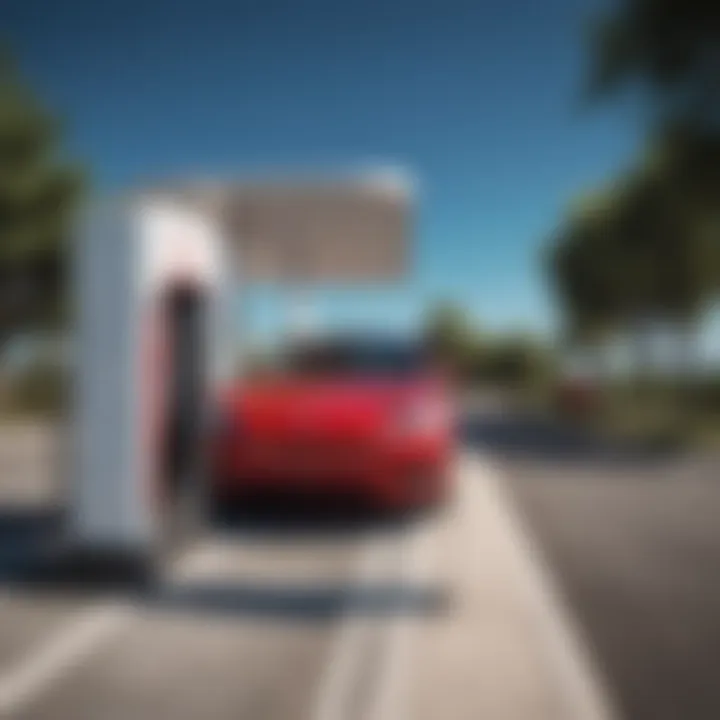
549,0,720,367
0,49,84,348
588,0,720,127
422,301,552,391
422,301,477,376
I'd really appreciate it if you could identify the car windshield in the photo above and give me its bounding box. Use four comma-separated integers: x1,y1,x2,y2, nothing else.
286,338,426,379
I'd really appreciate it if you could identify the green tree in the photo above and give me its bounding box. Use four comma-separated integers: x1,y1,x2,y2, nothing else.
422,301,478,379
547,191,628,371
587,0,720,332
0,49,83,351
588,0,720,128
481,335,552,392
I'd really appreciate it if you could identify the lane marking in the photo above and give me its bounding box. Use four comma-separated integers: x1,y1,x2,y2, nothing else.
363,521,438,720
312,535,397,720
466,454,619,720
169,539,239,581
0,602,131,717
0,543,221,717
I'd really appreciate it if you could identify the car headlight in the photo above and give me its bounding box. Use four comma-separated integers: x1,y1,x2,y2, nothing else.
392,397,450,437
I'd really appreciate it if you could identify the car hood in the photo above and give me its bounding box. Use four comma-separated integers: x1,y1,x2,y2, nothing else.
220,378,434,439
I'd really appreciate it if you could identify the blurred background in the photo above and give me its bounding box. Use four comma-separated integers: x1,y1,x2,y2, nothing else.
2,0,720,448
1,1,719,720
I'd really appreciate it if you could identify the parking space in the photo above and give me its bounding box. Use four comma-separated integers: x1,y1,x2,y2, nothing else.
0,420,617,720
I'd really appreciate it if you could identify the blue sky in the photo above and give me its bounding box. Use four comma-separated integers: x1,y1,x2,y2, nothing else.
4,0,642,341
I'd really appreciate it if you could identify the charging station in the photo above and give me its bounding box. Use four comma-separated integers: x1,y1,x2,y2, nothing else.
70,195,231,572
65,173,411,580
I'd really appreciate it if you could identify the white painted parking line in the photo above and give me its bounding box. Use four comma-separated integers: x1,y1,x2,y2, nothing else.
466,455,618,720
0,543,226,717
312,513,442,720
169,539,239,581
363,522,438,720
313,536,396,720
0,602,131,717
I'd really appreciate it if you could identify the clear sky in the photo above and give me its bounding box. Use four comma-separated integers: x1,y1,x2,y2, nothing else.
4,0,642,341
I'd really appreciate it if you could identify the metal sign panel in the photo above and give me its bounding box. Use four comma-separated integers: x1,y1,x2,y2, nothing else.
157,172,413,283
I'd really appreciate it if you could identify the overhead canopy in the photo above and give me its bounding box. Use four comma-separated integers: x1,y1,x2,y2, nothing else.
154,171,414,283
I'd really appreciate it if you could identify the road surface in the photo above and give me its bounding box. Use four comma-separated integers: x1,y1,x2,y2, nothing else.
7,408,714,720
0,417,613,720
464,407,720,720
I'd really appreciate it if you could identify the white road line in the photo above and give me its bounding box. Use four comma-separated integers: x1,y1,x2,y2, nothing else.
170,539,239,581
466,455,619,720
0,602,132,717
312,536,395,720
0,543,218,717
363,521,438,720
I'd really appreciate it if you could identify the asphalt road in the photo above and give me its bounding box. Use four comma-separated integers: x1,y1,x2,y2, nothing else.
0,424,418,720
464,408,720,720
4,410,719,720
0,417,611,720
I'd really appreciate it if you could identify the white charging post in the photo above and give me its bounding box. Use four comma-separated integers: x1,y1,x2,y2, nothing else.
70,195,230,568
66,172,411,577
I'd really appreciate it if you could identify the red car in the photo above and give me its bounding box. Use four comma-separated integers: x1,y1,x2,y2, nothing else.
211,335,454,510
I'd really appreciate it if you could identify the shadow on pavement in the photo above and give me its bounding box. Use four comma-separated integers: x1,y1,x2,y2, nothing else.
0,506,64,581
147,578,450,621
0,492,446,624
0,505,148,594
210,489,430,540
145,493,450,621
